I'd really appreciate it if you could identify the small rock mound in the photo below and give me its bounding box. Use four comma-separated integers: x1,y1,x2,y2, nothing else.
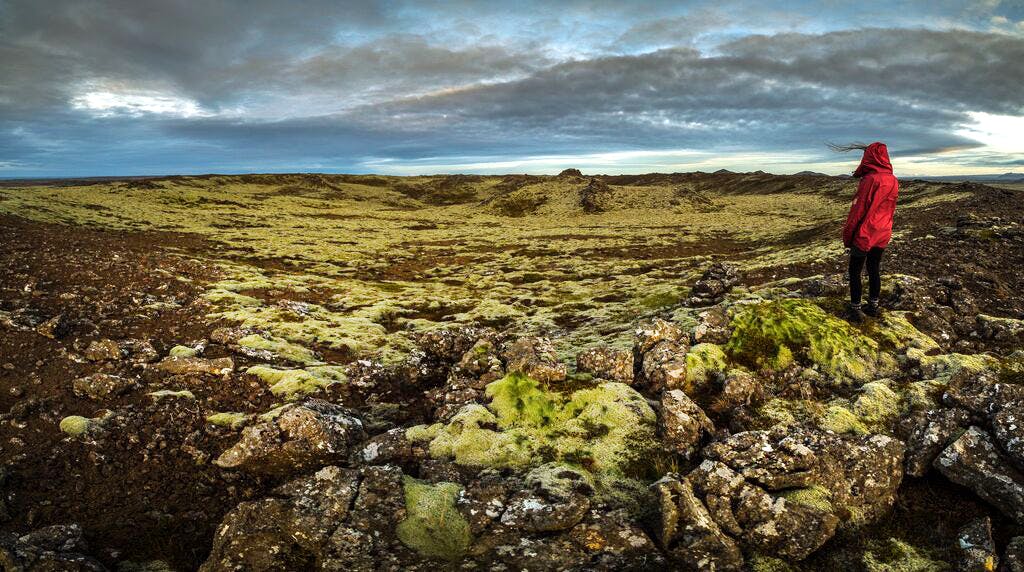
687,262,741,306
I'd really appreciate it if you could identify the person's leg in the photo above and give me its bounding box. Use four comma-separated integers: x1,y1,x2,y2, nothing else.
848,248,866,306
867,247,884,297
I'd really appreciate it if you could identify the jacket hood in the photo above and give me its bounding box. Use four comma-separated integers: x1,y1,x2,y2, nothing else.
853,142,892,178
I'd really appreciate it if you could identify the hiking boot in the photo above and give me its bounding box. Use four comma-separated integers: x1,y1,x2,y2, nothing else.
844,305,866,323
864,300,882,317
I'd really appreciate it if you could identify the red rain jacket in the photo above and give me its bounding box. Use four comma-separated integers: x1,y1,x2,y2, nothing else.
843,142,899,251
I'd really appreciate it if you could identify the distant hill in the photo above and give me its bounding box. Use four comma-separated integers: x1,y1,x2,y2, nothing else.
912,172,1024,183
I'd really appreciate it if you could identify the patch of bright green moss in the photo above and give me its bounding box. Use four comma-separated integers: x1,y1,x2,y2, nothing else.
780,485,835,513
820,404,870,435
246,365,345,399
684,343,728,393
206,412,251,429
726,299,894,384
749,554,797,572
59,415,93,436
407,372,658,479
861,538,949,572
920,353,998,380
396,476,472,562
237,334,320,364
168,345,199,358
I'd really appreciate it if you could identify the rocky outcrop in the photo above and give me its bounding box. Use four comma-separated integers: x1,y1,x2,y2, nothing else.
934,426,1024,524
634,318,689,392
214,399,365,476
687,262,740,306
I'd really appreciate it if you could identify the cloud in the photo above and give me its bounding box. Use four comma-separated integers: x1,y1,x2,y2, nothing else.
1,1,1023,176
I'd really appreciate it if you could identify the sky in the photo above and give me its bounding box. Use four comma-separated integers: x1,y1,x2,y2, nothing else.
1,0,1023,177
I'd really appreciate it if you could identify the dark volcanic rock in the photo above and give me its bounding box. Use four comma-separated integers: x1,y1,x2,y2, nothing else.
955,517,998,572
660,389,713,459
71,373,136,400
934,426,1024,524
651,474,743,571
500,336,567,384
214,399,365,476
0,524,106,571
903,407,972,477
579,178,613,213
687,262,741,306
576,345,634,384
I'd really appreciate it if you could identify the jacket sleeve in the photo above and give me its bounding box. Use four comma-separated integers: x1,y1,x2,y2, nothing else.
843,179,872,248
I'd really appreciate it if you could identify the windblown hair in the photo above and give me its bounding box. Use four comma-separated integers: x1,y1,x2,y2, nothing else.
826,141,869,153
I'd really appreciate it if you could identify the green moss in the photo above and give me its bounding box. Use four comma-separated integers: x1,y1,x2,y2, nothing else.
245,365,345,400
408,373,658,480
754,398,825,429
749,554,797,572
820,404,869,435
684,343,728,393
725,299,883,383
237,334,320,364
867,312,940,354
852,381,900,426
396,476,472,561
1000,350,1024,385
59,415,93,436
206,412,251,429
168,345,199,358
920,353,998,380
861,538,949,572
148,389,196,400
780,485,835,513
485,371,559,429
638,290,681,310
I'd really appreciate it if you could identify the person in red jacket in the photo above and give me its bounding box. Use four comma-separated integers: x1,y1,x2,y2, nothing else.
837,141,899,322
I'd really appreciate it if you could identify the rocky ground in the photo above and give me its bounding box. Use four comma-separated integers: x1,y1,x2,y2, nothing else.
1,174,1023,571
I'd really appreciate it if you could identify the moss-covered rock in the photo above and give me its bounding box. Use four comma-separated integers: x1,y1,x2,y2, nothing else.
861,537,949,571
406,372,658,481
726,299,888,383
684,343,728,393
246,365,346,400
59,415,94,436
396,477,472,561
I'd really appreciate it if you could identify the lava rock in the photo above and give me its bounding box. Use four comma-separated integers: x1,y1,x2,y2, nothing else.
71,373,136,401
576,345,633,384
651,474,743,571
660,389,713,459
935,426,1024,524
0,524,106,571
83,339,122,362
500,336,566,384
691,306,733,345
903,408,972,477
454,338,504,383
201,466,361,572
688,262,741,306
1005,537,1024,572
214,399,365,476
955,516,998,572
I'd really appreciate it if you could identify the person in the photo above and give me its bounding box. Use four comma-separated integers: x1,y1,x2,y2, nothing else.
835,141,899,323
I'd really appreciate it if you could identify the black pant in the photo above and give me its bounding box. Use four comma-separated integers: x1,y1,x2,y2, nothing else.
849,247,884,305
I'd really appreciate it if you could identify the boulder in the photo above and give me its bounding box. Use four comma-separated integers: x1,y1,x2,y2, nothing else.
153,355,234,376
992,402,1024,468
454,338,504,383
651,474,743,571
934,426,1024,524
691,306,733,345
500,336,566,384
71,373,135,400
711,369,762,414
634,318,686,355
214,399,365,476
660,390,713,459
499,464,592,533
576,346,633,384
201,466,361,572
83,339,122,362
641,341,689,392
903,408,972,477
689,459,839,560
0,524,106,571
417,327,494,363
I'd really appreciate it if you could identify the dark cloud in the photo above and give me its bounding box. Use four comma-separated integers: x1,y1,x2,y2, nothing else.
1,0,1022,176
